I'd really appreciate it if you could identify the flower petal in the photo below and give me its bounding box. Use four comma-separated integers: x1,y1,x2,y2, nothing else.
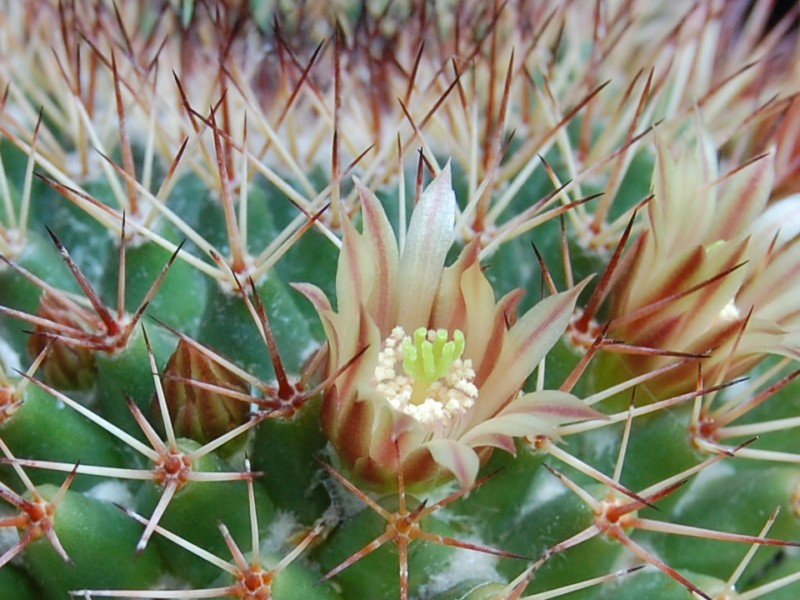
367,400,424,477
612,238,749,362
650,131,715,253
740,248,800,325
473,279,589,424
473,288,523,387
356,178,400,333
747,194,800,253
397,162,456,330
431,240,500,365
713,152,772,241
460,251,500,366
290,281,332,313
501,390,604,421
461,415,556,448
336,212,374,322
292,282,340,363
431,240,478,333
425,438,480,490
334,304,382,405
461,391,600,447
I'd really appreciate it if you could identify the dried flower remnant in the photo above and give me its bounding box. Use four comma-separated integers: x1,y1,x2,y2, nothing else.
296,163,598,490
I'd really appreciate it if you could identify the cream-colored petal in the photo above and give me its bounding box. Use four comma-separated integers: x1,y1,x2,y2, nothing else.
460,254,497,365
291,282,340,364
461,414,556,447
693,119,719,189
368,399,425,474
336,213,374,322
712,152,773,241
474,288,523,387
333,305,382,404
650,133,714,255
741,248,800,322
502,390,604,422
734,317,791,356
621,238,749,351
460,391,599,447
431,241,479,333
293,281,378,393
290,281,332,314
774,331,800,361
473,279,589,425
397,162,456,330
357,178,400,334
747,194,800,255
610,231,649,316
698,317,798,388
425,438,480,490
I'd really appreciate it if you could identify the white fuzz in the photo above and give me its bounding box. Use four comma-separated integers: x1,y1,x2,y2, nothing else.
262,511,302,556
671,462,736,517
0,518,19,556
520,470,570,517
0,336,20,375
416,539,503,599
85,480,136,508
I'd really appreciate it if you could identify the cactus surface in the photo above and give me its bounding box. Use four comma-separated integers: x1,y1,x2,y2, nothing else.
1,1,800,599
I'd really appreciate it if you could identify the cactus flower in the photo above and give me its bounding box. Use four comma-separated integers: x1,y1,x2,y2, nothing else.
598,128,800,397
296,164,596,490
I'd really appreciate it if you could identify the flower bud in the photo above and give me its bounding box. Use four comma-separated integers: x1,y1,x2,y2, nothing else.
157,338,251,453
28,292,97,390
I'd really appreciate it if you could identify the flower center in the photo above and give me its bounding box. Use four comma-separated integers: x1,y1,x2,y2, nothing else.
373,326,478,430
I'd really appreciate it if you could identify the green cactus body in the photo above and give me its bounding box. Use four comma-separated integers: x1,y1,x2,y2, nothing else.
0,2,799,599
22,484,164,597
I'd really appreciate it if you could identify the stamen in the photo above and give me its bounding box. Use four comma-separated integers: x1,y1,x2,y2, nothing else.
374,327,477,431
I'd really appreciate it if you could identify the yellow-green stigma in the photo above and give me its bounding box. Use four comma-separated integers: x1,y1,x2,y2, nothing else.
373,327,477,431
402,328,466,388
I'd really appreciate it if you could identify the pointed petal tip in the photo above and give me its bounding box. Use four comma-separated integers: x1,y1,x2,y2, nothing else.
573,274,594,296
426,438,480,490
440,159,452,182
352,175,371,199
424,160,455,206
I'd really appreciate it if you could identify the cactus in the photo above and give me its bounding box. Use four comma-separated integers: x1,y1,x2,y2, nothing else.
1,1,800,599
